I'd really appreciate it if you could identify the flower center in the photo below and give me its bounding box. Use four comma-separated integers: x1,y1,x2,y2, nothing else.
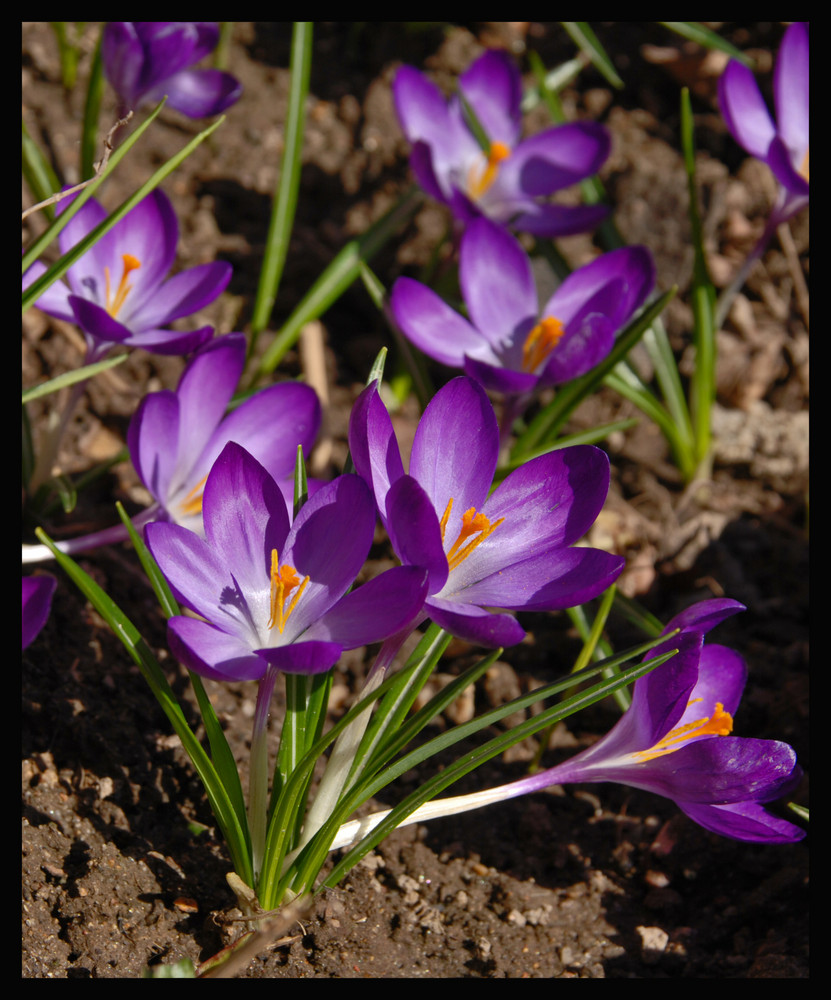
467,141,511,200
104,253,141,318
439,498,504,572
631,697,734,762
178,474,209,518
267,550,310,634
522,316,565,373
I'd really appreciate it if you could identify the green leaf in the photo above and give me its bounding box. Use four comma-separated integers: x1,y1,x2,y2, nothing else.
660,22,754,66
561,22,624,89
22,353,128,404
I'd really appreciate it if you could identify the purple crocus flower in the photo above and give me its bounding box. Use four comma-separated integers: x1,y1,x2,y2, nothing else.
145,442,429,681
128,332,321,533
103,22,242,118
348,376,624,649
394,49,610,238
718,21,808,225
23,189,231,360
499,599,805,843
22,575,57,650
390,217,655,398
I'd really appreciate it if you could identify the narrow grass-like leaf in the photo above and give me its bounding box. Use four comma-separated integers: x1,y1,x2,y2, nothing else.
35,527,253,886
660,22,753,66
249,22,313,356
80,31,104,181
22,122,60,217
253,186,422,379
681,87,717,474
561,22,624,89
22,354,128,404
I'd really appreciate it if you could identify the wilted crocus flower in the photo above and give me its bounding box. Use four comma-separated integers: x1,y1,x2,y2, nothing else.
23,189,231,360
348,376,624,648
719,21,808,225
391,217,655,399
128,332,321,533
103,22,242,118
486,599,805,843
394,49,610,238
145,442,428,681
22,575,57,650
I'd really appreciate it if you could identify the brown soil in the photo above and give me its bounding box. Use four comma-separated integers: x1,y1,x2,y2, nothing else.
22,23,808,978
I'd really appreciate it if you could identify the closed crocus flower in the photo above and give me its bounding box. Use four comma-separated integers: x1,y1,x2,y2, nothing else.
128,333,321,533
500,600,805,843
103,22,242,117
390,217,655,398
146,443,428,682
719,21,808,224
23,189,231,360
394,49,610,238
348,376,624,649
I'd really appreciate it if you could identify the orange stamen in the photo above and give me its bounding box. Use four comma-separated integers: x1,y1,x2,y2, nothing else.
467,141,511,200
632,699,733,762
178,474,209,517
104,253,142,318
522,316,565,372
799,147,809,183
267,549,310,633
439,498,504,572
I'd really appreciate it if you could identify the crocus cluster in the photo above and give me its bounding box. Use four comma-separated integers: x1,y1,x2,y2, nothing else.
23,189,231,360
394,49,610,238
128,332,321,533
719,21,808,226
390,217,655,398
103,22,242,118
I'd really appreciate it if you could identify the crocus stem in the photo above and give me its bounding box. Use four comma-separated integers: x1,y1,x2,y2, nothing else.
249,665,280,883
297,630,414,851
22,505,160,564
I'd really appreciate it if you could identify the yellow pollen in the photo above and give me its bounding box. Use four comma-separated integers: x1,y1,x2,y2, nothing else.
799,147,809,182
522,316,565,372
267,549,310,634
632,699,733,762
467,141,511,200
104,253,141,318
439,498,504,572
178,474,209,517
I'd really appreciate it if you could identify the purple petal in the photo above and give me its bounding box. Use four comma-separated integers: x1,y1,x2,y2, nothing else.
679,799,805,843
348,382,405,515
127,388,181,502
68,296,133,346
109,190,180,307
718,60,776,160
408,141,448,203
22,575,57,649
662,597,746,636
254,640,344,675
459,218,538,347
504,122,610,196
167,614,266,682
162,68,243,117
543,246,655,328
303,566,428,648
132,23,201,96
385,475,450,593
121,324,215,356
192,381,321,491
390,277,486,368
279,475,376,635
774,22,809,160
766,135,809,197
683,643,747,719
457,50,522,147
129,261,232,329
462,356,540,395
102,22,145,104
23,260,75,322
409,377,498,517
426,596,526,649
394,65,463,170
511,201,610,239
201,442,290,599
